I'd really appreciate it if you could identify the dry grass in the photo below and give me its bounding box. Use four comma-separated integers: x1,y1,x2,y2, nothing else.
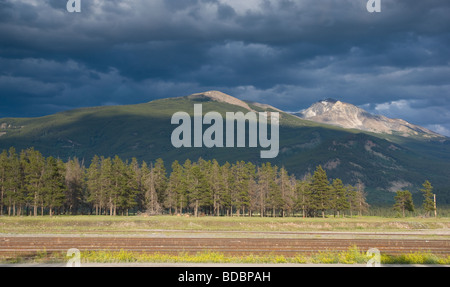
1,215,449,235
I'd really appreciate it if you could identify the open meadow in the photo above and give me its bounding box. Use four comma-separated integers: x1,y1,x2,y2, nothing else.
1,215,449,265
1,215,450,236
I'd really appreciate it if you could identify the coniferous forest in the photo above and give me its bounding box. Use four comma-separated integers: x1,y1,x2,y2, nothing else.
0,147,375,217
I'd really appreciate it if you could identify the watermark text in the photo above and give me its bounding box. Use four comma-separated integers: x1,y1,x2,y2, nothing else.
67,0,81,13
367,0,381,13
171,104,279,159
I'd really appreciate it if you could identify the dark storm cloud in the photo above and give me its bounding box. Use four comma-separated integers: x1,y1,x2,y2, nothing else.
0,0,449,135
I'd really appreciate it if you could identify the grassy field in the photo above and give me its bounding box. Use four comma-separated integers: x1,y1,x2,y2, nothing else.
79,249,450,265
5,248,450,265
1,215,449,236
1,215,449,265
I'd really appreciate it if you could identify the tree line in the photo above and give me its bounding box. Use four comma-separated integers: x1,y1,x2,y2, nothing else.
1,147,372,217
392,180,437,217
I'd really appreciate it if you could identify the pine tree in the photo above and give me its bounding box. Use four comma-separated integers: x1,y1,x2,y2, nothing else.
99,157,115,215
394,190,415,217
6,148,24,216
86,155,103,215
112,156,125,215
0,148,22,216
244,162,257,217
142,162,162,215
355,180,369,216
219,162,232,216
345,184,358,217
0,146,377,217
42,157,66,216
21,148,46,216
209,159,224,216
310,165,332,218
175,160,188,214
266,165,282,217
153,158,168,206
119,159,139,215
247,164,259,217
296,174,312,218
256,163,273,217
190,164,210,217
278,167,295,217
332,178,350,217
165,160,184,214
198,159,214,215
230,161,251,216
182,159,195,215
130,157,144,212
421,180,435,217
0,150,7,215
65,157,85,215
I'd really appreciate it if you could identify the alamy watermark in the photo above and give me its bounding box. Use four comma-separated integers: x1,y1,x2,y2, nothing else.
67,0,81,13
171,104,279,159
66,248,81,267
367,0,381,13
66,1,380,14
366,248,381,267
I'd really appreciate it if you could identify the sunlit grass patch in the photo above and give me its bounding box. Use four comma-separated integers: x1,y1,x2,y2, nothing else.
1,215,450,235
381,252,449,265
77,247,450,265
1,246,449,265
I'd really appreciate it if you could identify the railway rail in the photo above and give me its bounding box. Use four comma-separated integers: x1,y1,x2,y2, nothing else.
1,237,449,257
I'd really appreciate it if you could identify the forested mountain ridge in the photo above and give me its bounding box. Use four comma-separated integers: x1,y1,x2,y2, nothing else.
1,91,450,205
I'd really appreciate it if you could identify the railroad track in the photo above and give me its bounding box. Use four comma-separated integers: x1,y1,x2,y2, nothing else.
1,237,449,257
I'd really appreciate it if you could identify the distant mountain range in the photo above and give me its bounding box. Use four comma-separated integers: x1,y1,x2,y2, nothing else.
1,91,450,205
293,98,443,139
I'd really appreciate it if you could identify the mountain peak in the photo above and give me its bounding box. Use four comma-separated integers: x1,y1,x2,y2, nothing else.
187,91,253,111
320,98,339,104
295,99,443,139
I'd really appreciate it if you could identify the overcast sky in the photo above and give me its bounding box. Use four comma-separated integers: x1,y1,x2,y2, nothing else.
1,0,449,136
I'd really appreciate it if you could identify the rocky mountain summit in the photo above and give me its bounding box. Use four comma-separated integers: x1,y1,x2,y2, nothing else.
293,99,443,139
187,91,254,111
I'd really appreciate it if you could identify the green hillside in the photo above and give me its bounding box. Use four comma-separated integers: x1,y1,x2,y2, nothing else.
1,94,450,205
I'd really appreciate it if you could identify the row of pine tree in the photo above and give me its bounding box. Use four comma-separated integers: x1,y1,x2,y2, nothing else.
1,147,371,217
392,181,436,217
